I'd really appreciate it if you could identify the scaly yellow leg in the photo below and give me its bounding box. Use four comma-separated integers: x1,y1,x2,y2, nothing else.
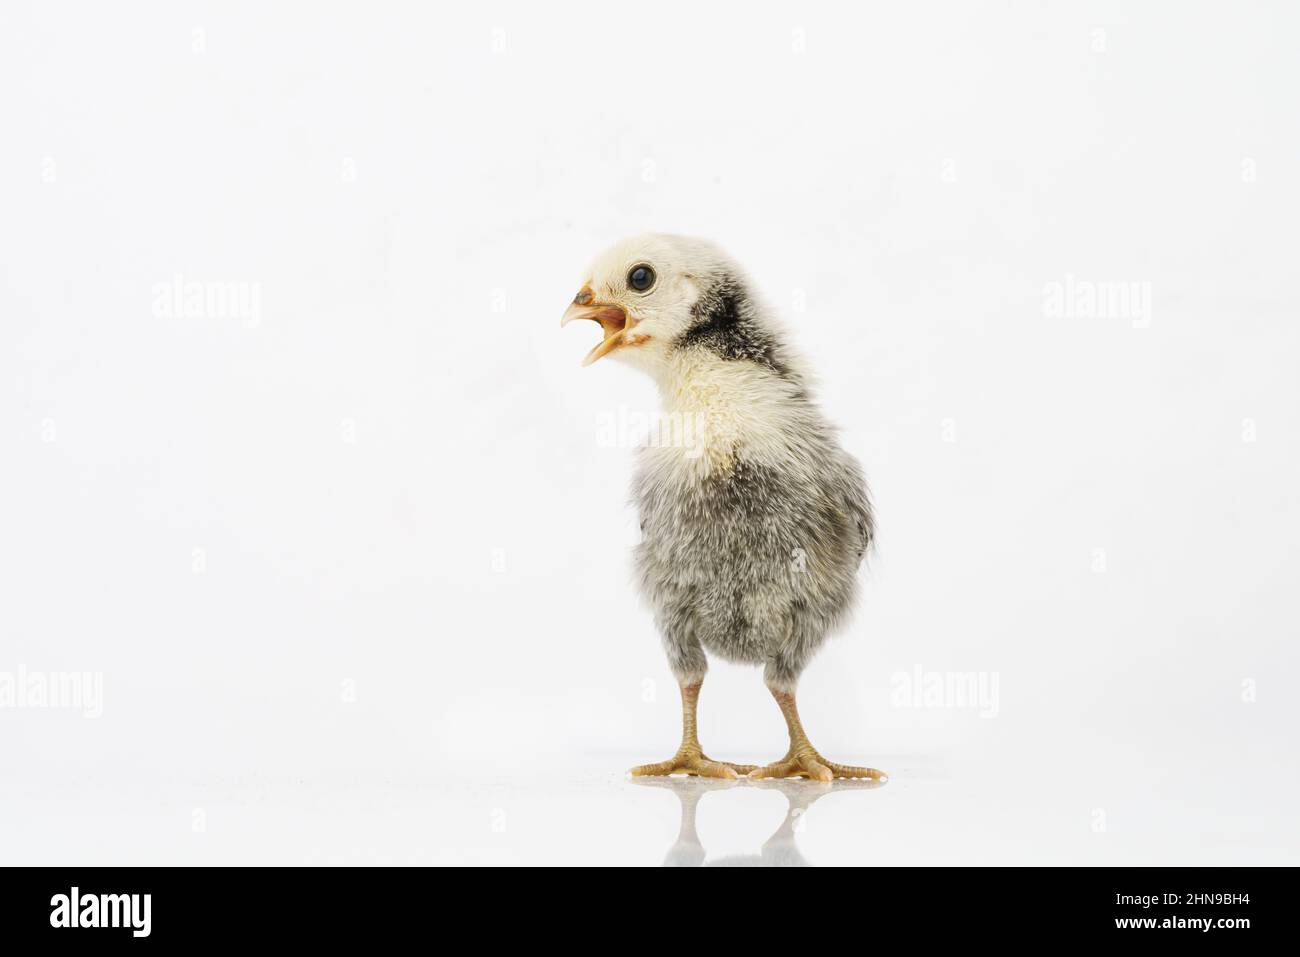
749,688,887,782
630,682,757,779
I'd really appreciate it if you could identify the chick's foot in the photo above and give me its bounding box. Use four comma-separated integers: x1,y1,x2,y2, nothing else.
749,749,887,783
629,749,757,780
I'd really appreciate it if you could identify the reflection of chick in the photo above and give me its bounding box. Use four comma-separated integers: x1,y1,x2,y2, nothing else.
632,777,732,867
630,777,883,868
563,235,884,782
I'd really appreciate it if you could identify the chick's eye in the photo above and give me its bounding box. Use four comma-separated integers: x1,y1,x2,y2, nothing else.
628,264,655,292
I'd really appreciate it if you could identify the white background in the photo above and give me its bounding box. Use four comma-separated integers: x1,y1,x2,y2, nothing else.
2,2,1297,865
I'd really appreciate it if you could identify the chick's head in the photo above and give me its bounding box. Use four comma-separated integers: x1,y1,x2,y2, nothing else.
561,233,732,373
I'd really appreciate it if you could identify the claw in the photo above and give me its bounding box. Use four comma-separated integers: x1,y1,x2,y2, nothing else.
630,750,753,779
750,749,886,782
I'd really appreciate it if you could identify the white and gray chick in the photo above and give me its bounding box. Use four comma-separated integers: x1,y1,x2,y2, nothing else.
563,234,884,782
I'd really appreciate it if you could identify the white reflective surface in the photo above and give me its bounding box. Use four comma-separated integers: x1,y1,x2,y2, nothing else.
6,746,1295,866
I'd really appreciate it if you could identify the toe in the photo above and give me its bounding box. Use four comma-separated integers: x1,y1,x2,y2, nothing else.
703,757,757,775
796,753,833,782
629,760,677,777
629,753,742,779
691,759,739,780
825,762,887,781
748,761,793,780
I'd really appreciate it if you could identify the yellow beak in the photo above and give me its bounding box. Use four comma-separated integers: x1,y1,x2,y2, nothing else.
561,284,632,366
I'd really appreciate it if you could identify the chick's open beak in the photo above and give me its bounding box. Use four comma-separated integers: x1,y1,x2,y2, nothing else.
561,285,632,366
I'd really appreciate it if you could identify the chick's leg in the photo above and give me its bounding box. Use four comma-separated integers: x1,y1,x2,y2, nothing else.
629,682,756,779
750,688,887,782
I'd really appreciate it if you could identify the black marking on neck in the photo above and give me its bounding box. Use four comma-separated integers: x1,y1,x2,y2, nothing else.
676,275,789,376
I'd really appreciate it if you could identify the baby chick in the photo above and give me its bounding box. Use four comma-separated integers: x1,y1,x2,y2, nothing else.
563,234,885,782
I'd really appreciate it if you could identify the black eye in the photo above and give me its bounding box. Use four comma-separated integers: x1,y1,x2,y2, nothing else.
628,264,656,292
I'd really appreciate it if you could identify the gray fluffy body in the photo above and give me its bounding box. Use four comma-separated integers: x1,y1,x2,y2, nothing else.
603,238,875,693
